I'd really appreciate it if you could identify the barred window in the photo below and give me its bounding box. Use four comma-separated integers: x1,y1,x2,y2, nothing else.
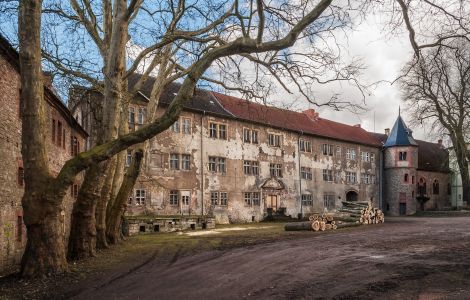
243,128,251,143
169,190,179,205
371,153,375,163
252,192,260,206
322,144,333,156
135,189,146,206
299,139,312,152
217,157,226,173
346,172,357,183
219,124,227,139
270,163,282,177
252,161,259,175
243,161,251,175
138,108,145,125
220,192,228,206
252,130,258,144
171,119,180,133
128,108,135,124
399,151,407,161
244,192,252,205
208,156,217,172
302,194,313,206
211,192,219,205
209,122,217,138
268,133,281,147
182,194,190,205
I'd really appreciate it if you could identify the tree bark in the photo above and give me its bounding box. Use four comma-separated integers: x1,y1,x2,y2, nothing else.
67,164,101,260
95,158,116,249
106,150,143,244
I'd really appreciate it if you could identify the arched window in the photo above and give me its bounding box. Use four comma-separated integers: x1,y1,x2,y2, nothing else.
418,178,427,196
433,179,439,195
404,174,409,183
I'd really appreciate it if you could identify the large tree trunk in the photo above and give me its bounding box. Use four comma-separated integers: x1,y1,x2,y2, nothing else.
95,158,117,249
18,0,68,277
106,150,143,244
67,164,101,260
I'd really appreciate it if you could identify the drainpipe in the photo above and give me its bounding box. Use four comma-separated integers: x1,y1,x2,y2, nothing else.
200,111,206,216
298,131,303,218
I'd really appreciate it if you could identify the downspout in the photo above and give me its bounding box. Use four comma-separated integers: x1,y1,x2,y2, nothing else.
200,111,206,216
298,131,303,218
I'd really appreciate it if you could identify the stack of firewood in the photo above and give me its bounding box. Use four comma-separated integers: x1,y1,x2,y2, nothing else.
337,201,385,225
284,213,337,231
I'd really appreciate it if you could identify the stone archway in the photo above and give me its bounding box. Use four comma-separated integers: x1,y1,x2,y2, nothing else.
346,190,358,202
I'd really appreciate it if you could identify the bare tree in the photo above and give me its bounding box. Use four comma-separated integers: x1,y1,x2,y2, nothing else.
394,0,470,202
17,0,371,277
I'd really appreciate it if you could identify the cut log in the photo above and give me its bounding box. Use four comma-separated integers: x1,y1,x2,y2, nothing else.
336,222,362,229
326,214,334,222
320,221,326,231
311,220,320,231
284,222,312,231
325,224,332,230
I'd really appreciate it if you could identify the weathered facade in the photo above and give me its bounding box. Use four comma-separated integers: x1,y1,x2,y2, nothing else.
71,76,450,223
0,36,87,274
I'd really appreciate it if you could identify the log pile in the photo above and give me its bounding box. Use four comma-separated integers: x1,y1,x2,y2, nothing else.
338,201,385,225
284,201,385,232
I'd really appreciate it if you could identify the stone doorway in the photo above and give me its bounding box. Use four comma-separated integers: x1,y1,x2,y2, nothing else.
265,195,278,212
346,190,358,202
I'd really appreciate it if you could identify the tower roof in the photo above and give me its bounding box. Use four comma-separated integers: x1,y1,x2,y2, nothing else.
384,115,418,147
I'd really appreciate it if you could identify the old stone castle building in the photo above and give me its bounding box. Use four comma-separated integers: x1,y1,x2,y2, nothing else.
72,74,450,223
0,36,87,274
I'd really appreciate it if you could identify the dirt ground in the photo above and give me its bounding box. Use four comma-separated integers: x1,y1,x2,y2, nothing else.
3,217,470,299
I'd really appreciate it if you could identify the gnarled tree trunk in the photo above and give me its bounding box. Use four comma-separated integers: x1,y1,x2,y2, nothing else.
95,158,117,249
106,150,143,244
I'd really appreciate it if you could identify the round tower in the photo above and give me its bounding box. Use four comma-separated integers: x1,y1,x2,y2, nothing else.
383,115,418,216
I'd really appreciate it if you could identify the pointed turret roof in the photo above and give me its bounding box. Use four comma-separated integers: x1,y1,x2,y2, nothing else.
384,115,418,147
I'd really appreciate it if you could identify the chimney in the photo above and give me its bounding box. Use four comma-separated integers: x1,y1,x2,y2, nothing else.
353,124,361,128
385,128,390,136
303,109,319,121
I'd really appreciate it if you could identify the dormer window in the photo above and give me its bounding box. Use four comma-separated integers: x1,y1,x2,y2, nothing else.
399,151,407,161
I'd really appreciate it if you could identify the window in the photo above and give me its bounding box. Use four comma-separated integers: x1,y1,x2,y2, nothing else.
220,192,228,206
135,189,146,205
57,121,63,147
62,128,66,149
209,156,217,172
128,196,133,205
362,173,371,184
252,130,258,144
323,194,335,210
71,184,79,198
336,146,341,157
181,154,191,170
346,172,357,183
270,163,282,177
18,167,24,187
128,107,135,125
126,150,132,167
52,119,56,143
182,194,190,206
219,124,227,139
243,161,259,175
322,169,333,182
244,192,252,205
433,179,439,195
252,192,260,205
322,144,333,156
418,178,427,196
71,136,79,156
169,190,179,206
243,128,251,143
404,173,409,183
301,167,312,180
171,119,180,133
361,152,370,162
182,118,191,134
302,194,313,206
268,133,281,147
299,139,312,152
399,151,407,161
210,192,219,205
170,153,179,170
137,108,145,125
209,157,226,173
371,153,375,163
209,122,217,138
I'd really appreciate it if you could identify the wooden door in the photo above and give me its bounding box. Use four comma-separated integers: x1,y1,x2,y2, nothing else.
266,195,278,212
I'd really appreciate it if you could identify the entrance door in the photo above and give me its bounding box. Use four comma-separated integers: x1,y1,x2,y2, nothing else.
266,195,278,212
399,203,406,215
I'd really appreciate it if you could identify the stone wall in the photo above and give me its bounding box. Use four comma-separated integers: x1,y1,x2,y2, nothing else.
0,53,86,274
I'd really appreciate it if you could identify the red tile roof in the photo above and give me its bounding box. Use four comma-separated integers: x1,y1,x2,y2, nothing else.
211,92,383,147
